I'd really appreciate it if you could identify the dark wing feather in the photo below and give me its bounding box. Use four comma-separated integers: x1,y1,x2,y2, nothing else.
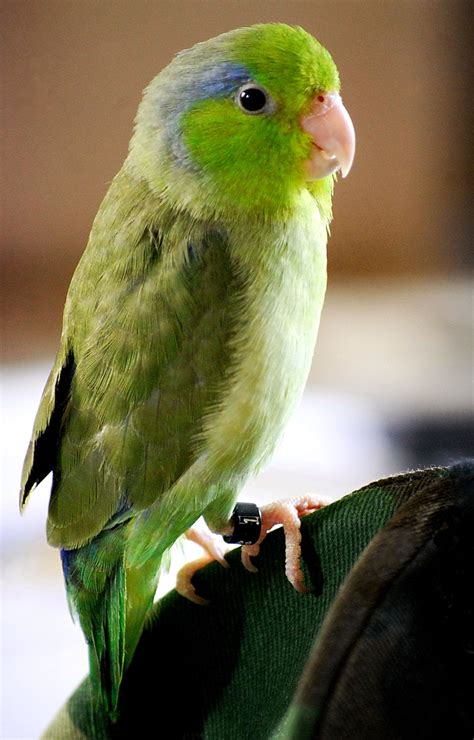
20,347,75,509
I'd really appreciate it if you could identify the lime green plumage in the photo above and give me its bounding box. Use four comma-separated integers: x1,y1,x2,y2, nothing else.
20,23,341,718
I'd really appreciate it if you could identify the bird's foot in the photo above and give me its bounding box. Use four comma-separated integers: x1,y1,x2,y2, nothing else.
176,523,230,604
241,494,330,592
176,555,213,605
185,524,229,568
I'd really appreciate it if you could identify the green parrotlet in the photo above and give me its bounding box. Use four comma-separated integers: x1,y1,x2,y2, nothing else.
20,23,355,718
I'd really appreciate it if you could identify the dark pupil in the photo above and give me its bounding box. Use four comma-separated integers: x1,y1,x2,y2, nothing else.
240,88,267,112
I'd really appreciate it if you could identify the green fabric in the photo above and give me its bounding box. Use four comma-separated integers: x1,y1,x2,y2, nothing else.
43,466,460,739
277,460,474,739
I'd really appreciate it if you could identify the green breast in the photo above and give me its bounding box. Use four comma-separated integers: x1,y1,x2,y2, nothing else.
200,191,328,481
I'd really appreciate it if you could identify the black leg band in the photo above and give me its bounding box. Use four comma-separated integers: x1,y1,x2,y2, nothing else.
223,502,262,545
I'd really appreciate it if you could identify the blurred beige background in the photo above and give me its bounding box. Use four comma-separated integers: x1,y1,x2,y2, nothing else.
1,2,472,738
1,0,471,361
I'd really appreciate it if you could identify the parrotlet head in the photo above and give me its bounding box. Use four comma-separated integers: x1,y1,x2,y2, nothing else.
128,23,355,218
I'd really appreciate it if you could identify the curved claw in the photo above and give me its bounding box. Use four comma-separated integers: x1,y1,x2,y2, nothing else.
176,556,211,605
241,544,260,573
186,525,229,568
175,522,231,604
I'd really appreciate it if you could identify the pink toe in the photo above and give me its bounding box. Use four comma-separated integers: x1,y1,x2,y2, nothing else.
176,557,211,605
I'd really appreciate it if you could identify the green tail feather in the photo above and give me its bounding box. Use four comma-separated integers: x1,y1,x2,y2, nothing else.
86,562,126,718
61,527,160,720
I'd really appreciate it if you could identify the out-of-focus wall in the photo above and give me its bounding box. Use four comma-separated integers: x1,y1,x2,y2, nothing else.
1,0,471,361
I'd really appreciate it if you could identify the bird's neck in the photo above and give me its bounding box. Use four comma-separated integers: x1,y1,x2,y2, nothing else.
82,166,332,273
124,136,334,227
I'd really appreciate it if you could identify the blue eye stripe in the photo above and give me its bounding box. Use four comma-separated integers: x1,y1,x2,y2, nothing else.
158,63,253,169
192,63,250,100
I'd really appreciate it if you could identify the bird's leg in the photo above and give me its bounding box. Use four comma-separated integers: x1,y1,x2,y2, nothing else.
176,521,230,605
176,494,329,603
176,495,258,604
241,494,330,593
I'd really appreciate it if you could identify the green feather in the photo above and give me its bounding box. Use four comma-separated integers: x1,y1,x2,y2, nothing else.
20,23,343,718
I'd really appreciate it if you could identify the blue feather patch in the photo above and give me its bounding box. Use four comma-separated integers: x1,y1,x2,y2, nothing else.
193,63,250,101
60,547,77,581
160,62,251,168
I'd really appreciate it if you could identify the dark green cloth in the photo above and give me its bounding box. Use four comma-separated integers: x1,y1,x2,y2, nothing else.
279,460,474,739
43,462,474,739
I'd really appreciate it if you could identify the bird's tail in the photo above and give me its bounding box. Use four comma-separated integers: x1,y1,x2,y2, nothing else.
61,526,159,720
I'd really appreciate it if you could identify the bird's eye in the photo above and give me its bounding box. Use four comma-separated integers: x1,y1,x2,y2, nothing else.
236,84,273,115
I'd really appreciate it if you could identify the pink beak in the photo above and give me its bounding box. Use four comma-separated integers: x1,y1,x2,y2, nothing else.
300,92,355,180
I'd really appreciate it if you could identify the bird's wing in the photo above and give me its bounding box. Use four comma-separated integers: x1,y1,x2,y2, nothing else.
21,211,239,550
